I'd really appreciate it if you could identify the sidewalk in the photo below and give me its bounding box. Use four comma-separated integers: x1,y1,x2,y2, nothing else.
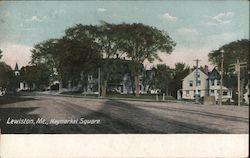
21,91,195,104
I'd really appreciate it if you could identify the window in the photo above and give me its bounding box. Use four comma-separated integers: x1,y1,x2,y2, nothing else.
217,80,220,86
211,79,215,86
189,81,193,87
223,91,227,96
197,73,200,78
211,90,215,93
197,80,201,86
186,91,189,94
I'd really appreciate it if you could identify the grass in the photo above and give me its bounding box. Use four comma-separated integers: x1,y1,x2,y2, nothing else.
107,93,175,100
60,91,175,101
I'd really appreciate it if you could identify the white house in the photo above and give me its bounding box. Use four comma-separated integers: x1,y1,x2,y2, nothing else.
14,63,30,91
182,69,208,100
243,81,249,104
207,68,233,102
181,68,232,102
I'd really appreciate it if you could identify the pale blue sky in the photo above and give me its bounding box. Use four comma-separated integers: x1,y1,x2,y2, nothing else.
0,1,249,68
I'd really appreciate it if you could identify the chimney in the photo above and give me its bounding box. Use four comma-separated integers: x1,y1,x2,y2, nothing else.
204,65,209,75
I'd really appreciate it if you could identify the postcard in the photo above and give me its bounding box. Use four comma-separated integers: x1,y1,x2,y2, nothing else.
0,0,249,157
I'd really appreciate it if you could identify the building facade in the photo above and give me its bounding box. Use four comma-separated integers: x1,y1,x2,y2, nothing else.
181,68,233,102
182,69,208,100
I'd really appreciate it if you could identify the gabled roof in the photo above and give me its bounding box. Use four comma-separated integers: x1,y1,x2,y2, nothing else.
183,68,208,81
208,68,221,80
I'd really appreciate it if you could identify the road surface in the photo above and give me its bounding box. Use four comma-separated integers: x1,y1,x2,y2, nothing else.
0,95,249,134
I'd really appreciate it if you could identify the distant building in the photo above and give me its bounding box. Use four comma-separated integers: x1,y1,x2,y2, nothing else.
180,67,233,102
208,68,233,102
182,69,208,100
243,81,249,104
14,63,30,91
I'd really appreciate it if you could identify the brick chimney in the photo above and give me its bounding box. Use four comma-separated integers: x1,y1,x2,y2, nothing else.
204,65,209,75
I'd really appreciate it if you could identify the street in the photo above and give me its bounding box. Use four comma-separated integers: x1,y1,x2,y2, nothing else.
0,95,249,134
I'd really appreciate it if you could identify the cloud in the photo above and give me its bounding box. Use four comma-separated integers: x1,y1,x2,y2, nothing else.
25,15,47,22
51,9,66,17
161,13,177,22
97,8,107,12
204,12,234,26
177,28,199,36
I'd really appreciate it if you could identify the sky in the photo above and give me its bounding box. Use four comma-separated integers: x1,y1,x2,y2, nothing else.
0,0,249,70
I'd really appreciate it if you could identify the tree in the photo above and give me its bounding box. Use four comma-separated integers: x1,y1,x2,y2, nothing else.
117,23,176,97
0,49,2,59
19,64,51,90
208,39,249,73
31,32,101,92
208,39,249,103
154,64,173,95
169,63,190,98
0,62,16,90
64,23,122,96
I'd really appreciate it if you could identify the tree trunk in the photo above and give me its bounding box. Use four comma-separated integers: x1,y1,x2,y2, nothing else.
58,76,63,93
135,75,140,97
240,79,245,102
129,74,135,95
101,80,107,97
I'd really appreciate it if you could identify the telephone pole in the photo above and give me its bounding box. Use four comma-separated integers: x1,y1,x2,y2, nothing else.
230,59,247,106
98,67,101,97
219,49,224,106
194,59,201,104
236,60,240,106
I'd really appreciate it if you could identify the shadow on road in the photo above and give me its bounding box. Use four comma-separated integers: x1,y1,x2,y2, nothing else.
0,95,37,105
0,98,230,134
0,107,40,133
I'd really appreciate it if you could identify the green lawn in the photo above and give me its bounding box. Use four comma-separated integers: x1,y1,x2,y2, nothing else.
60,91,175,101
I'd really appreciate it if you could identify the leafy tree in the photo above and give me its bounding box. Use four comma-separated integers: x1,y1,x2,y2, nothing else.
0,62,17,90
117,23,176,97
0,49,2,59
31,39,63,91
169,63,190,98
208,39,249,103
154,64,173,95
208,39,249,73
64,23,122,96
31,33,101,92
19,64,51,90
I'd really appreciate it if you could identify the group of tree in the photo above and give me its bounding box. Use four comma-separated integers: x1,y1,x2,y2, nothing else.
147,62,190,97
17,64,51,91
0,49,17,91
31,22,176,97
209,39,249,102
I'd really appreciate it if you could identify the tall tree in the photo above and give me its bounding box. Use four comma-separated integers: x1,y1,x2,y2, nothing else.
31,36,101,92
154,64,173,95
19,64,51,90
117,23,176,97
0,49,2,59
64,23,122,96
208,39,249,102
169,63,190,98
0,62,16,90
208,39,249,73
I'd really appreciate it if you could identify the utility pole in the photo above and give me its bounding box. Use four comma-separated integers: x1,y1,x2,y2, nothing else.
229,59,247,106
236,59,240,106
98,68,101,97
194,59,201,104
219,49,224,106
